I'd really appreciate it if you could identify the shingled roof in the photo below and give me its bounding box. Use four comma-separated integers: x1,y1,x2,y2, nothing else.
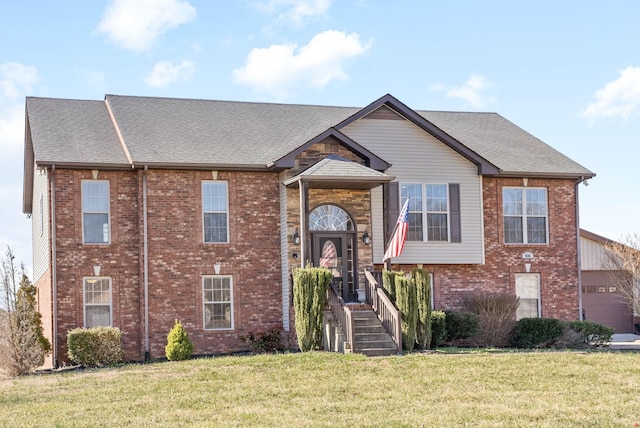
23,93,595,212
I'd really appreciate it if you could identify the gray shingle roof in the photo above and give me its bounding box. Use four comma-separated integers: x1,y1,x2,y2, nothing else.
24,94,594,178
26,97,129,166
105,95,359,167
418,110,593,176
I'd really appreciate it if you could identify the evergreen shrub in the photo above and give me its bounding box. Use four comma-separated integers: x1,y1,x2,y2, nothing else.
165,320,194,361
395,275,417,351
293,266,332,352
566,321,614,347
240,326,286,353
67,327,123,366
510,317,565,348
444,310,480,342
382,270,402,302
430,311,447,347
413,268,432,350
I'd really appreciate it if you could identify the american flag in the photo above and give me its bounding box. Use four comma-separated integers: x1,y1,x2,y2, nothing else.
383,198,410,262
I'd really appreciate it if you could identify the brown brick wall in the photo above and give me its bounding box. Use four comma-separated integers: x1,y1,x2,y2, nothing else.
385,177,581,321
52,168,283,363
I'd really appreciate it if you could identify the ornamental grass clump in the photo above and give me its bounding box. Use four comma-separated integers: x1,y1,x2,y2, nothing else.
165,319,194,361
293,266,332,352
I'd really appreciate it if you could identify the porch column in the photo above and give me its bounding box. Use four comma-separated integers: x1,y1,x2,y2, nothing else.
297,179,310,268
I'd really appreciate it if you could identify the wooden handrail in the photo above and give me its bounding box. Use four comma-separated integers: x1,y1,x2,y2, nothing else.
327,284,354,351
364,270,402,353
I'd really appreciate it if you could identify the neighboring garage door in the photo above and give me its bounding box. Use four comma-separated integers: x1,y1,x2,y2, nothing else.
582,270,634,333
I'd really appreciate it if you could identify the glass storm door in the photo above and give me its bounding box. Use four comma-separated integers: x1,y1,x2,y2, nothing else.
313,234,356,302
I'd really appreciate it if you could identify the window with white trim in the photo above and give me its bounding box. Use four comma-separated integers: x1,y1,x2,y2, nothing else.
515,274,541,320
203,276,233,329
202,181,229,243
401,183,449,242
503,187,548,244
82,180,110,244
84,277,112,327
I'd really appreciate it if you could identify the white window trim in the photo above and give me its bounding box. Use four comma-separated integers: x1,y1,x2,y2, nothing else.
81,179,111,244
83,276,113,327
202,181,230,244
401,183,450,242
503,187,549,245
515,273,541,320
202,275,234,330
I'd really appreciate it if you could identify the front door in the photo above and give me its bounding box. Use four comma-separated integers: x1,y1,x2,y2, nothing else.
313,233,357,302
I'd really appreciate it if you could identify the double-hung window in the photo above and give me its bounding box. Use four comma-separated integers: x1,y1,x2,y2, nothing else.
84,277,112,327
82,180,110,244
401,183,449,242
503,187,548,244
203,276,233,329
202,181,229,243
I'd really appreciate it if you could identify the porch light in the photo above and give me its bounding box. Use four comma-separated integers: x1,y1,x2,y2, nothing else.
362,230,371,245
292,229,301,245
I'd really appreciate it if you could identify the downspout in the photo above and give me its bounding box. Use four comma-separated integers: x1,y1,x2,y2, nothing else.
143,166,150,360
576,178,584,320
297,178,305,267
49,165,58,368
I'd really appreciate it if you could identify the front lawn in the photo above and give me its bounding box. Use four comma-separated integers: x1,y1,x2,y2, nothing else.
1,351,638,427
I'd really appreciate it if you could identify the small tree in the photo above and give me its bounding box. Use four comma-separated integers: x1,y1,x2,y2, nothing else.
165,319,194,361
0,247,50,376
293,266,332,352
603,233,640,317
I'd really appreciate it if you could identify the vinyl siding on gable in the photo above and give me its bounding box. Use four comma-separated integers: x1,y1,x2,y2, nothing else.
580,235,609,271
32,166,50,282
344,117,484,264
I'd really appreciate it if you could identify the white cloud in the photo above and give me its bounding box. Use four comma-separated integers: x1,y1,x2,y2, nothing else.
251,0,332,27
437,75,494,108
0,62,38,101
144,60,195,87
96,0,197,52
0,104,25,158
582,66,640,121
233,30,370,99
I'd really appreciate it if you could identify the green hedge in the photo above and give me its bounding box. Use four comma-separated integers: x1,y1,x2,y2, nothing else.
430,311,447,348
444,310,480,342
395,275,418,351
510,318,565,348
293,266,332,352
67,327,123,366
566,321,613,346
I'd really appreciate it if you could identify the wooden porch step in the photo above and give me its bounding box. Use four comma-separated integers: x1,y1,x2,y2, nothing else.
351,310,398,357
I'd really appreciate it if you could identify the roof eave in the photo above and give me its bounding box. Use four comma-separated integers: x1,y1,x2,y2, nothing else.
486,171,596,180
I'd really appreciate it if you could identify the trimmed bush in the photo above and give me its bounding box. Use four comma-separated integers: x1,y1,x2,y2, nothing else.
414,268,432,350
382,270,402,302
240,327,286,353
510,318,565,348
165,320,194,361
67,327,123,366
430,311,447,347
293,266,332,352
444,310,480,342
395,275,418,351
464,293,520,347
566,321,614,347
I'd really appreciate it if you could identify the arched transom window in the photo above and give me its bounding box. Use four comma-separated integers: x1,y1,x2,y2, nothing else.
309,205,354,231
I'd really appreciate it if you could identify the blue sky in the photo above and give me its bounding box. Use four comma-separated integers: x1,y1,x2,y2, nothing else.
1,0,639,273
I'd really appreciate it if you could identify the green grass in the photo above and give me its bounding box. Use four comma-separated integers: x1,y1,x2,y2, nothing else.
1,350,639,427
